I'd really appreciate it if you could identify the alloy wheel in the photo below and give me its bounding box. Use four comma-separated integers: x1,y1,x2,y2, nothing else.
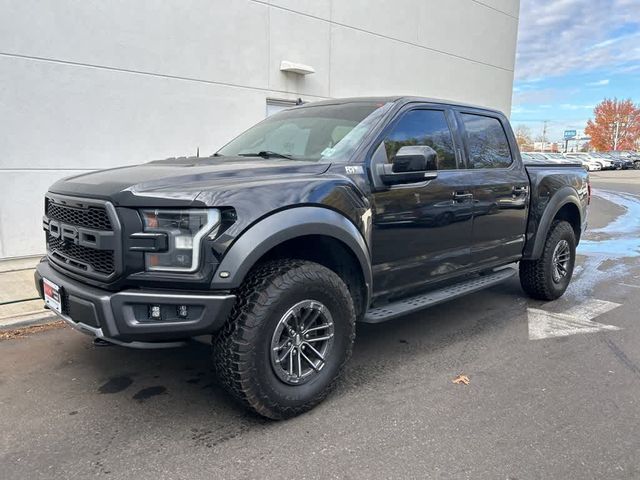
270,300,335,385
551,239,571,283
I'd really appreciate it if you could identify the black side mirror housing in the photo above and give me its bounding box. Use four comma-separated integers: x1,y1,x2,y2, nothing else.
379,145,438,185
392,146,438,173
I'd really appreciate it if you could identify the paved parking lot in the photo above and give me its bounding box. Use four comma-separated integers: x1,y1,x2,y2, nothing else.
1,171,639,479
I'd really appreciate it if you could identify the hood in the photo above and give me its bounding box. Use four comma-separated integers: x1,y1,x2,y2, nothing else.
49,156,331,206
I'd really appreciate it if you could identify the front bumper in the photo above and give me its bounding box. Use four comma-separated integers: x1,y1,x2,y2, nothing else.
34,260,236,348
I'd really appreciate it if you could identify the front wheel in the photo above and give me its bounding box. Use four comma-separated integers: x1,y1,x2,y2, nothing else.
212,259,356,419
519,220,577,300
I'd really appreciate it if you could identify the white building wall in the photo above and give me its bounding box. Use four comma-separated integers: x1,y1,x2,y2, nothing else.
0,0,520,259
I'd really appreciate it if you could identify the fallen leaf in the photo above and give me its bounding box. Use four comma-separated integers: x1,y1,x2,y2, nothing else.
452,374,470,385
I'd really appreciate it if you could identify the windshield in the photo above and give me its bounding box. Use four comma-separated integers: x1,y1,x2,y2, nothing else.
217,101,393,161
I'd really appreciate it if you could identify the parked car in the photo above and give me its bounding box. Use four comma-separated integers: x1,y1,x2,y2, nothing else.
521,152,574,166
538,153,579,164
582,152,613,169
595,153,627,169
543,153,574,163
35,96,589,419
606,151,638,169
520,152,548,163
607,150,635,157
589,153,616,169
565,152,602,171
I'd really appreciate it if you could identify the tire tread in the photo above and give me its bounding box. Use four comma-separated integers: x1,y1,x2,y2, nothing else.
519,220,575,300
212,259,355,419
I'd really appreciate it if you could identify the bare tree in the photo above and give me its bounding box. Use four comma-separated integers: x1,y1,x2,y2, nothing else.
514,124,533,151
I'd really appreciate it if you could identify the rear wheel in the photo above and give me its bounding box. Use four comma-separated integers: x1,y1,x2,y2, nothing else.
519,220,576,300
212,259,355,419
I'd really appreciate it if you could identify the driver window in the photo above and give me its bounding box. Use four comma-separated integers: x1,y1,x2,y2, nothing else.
384,110,457,170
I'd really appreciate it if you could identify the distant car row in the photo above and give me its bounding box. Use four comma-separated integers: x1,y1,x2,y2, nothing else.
521,151,640,171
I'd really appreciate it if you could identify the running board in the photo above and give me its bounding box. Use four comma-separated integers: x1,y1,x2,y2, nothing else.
362,268,517,324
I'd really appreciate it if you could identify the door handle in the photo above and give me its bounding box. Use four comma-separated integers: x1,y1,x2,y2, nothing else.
512,185,529,194
452,191,473,202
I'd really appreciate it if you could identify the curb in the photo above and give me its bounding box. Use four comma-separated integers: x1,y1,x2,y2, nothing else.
0,311,58,331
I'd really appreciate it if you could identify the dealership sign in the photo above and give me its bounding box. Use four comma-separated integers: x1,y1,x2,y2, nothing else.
563,130,577,139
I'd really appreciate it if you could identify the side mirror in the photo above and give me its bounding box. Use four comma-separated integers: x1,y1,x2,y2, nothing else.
393,146,438,173
379,145,438,185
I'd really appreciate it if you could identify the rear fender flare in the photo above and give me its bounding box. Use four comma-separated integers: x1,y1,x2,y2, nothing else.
526,187,582,260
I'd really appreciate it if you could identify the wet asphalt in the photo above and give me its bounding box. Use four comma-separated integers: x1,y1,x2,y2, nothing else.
1,171,639,479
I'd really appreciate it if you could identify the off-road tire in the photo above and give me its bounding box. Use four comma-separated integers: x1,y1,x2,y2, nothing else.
212,259,356,419
519,220,576,300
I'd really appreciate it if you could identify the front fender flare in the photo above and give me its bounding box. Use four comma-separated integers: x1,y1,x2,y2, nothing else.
210,207,372,302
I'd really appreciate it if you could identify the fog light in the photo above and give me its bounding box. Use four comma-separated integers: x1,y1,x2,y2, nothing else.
149,305,162,320
177,305,188,319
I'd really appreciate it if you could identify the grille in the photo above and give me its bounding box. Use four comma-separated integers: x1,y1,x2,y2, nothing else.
46,202,112,231
47,234,115,275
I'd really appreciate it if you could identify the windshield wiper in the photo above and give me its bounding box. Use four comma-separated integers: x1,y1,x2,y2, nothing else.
238,151,293,159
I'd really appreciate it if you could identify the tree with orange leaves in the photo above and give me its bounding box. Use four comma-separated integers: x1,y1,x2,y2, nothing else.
585,98,640,151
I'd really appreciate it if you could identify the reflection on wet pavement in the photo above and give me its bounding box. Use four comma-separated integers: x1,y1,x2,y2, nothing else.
569,189,640,300
579,190,640,257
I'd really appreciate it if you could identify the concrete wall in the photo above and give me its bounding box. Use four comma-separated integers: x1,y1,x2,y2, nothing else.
0,0,520,259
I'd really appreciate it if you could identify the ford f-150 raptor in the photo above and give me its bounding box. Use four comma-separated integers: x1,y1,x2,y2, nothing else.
35,97,589,418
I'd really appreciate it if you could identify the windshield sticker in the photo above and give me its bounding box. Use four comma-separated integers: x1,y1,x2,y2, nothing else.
321,147,336,156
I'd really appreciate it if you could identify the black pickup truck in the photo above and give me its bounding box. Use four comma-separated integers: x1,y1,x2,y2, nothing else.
35,97,589,418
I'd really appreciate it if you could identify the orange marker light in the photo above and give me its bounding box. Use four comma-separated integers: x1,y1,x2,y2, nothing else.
144,211,159,228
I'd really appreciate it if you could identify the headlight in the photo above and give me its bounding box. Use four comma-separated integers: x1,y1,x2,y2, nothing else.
141,209,220,272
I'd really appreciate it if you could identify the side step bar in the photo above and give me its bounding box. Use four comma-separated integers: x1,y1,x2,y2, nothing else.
362,268,517,324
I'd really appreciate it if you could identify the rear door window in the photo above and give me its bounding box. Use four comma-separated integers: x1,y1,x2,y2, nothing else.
460,114,512,169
